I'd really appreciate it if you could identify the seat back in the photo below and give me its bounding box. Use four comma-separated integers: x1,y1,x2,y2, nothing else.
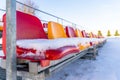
2,11,47,55
75,29,83,37
89,32,94,38
81,30,87,38
48,21,67,39
65,26,76,37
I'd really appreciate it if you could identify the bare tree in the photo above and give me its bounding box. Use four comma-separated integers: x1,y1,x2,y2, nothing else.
17,0,37,15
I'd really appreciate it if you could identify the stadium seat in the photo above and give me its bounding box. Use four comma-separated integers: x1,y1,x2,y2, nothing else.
2,11,47,56
65,26,77,37
47,22,80,60
48,21,67,39
0,25,3,31
2,12,80,64
81,30,87,38
75,29,83,37
78,43,86,51
45,46,79,60
89,32,94,38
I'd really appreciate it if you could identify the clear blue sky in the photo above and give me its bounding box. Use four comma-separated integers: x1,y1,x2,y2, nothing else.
0,0,120,35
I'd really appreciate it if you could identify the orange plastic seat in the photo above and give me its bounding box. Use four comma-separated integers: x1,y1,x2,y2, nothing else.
48,21,67,39
78,44,86,51
0,25,3,31
47,22,80,60
75,29,83,37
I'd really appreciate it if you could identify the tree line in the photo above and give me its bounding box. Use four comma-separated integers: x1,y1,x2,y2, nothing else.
98,30,120,37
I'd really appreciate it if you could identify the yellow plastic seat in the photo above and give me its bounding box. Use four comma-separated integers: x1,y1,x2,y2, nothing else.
78,43,86,51
75,29,83,37
48,21,67,39
0,25,3,31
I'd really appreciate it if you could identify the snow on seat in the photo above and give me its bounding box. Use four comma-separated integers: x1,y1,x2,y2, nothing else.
45,46,79,60
45,21,80,60
2,11,48,62
65,26,77,37
17,38,103,60
16,38,90,60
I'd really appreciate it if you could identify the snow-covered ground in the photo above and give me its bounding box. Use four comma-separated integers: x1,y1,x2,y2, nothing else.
46,38,120,80
0,38,120,80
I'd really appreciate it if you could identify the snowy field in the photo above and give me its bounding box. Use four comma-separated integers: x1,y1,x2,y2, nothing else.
46,38,120,80
0,38,120,80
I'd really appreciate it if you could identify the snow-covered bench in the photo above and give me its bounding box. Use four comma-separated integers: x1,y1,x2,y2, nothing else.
2,11,83,67
1,11,106,68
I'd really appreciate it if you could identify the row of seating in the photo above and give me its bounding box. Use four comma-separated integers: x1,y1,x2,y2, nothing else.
2,11,105,67
43,23,103,38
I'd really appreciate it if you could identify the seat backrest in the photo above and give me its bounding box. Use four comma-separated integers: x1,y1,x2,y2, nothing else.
81,30,87,38
48,21,67,39
89,32,94,38
2,11,47,55
75,29,83,37
65,26,77,37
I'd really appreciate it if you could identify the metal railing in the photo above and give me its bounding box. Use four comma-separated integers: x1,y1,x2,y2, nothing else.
16,1,76,25
0,8,6,12
0,0,85,29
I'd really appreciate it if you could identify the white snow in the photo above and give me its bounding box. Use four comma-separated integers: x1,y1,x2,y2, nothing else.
0,50,4,66
46,38,120,80
0,37,108,80
17,38,105,52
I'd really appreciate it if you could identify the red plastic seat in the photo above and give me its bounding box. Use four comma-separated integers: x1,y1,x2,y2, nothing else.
2,11,49,67
2,11,80,66
45,46,79,60
2,11,47,56
65,26,77,37
81,30,87,38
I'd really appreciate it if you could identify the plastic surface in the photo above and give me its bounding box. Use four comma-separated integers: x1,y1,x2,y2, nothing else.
2,11,81,65
48,21,67,39
45,46,80,60
75,29,83,37
81,30,87,38
17,46,36,55
2,11,47,56
65,26,77,37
